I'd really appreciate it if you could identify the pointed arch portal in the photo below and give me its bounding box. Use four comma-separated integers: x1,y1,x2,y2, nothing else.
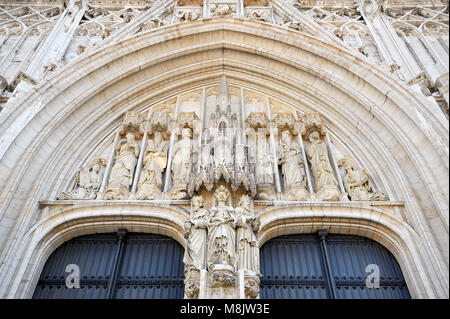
0,18,447,299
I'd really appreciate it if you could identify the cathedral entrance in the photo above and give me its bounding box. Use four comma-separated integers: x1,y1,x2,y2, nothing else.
32,232,185,299
260,233,411,299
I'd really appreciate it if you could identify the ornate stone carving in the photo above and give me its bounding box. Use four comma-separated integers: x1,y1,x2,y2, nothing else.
339,158,388,201
169,127,195,199
147,110,173,136
176,9,200,22
190,77,255,197
279,130,308,201
183,196,209,272
300,112,327,138
58,158,106,200
235,195,260,273
246,112,268,129
247,9,271,23
207,186,237,269
210,4,234,17
135,132,168,200
177,112,201,139
244,278,260,299
209,271,236,288
184,279,200,299
272,111,300,134
232,142,257,197
189,132,214,195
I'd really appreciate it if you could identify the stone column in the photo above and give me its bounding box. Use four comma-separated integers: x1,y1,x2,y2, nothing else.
265,97,282,197
98,130,120,197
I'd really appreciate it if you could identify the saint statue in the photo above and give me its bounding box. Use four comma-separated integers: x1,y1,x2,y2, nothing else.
171,127,194,187
340,159,388,201
183,196,209,273
207,186,237,269
235,195,260,274
255,130,274,185
306,131,338,191
136,132,168,199
109,132,140,190
279,130,306,189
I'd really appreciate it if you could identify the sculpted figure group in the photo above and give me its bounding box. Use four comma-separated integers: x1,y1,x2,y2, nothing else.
59,111,387,203
183,187,261,276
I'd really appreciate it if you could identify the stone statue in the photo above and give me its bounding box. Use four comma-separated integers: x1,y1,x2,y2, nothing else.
170,127,195,199
279,130,306,188
183,196,209,273
136,132,168,200
340,159,388,201
207,186,237,269
58,158,106,200
254,129,276,200
108,132,140,191
235,195,260,274
306,131,338,191
255,130,274,185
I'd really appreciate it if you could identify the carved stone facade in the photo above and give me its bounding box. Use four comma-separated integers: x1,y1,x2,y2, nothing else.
0,0,448,300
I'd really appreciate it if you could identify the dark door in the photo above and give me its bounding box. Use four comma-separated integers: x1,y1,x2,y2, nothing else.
260,233,411,299
33,232,185,299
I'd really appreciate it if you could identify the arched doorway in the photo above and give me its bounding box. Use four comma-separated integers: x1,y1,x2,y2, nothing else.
260,233,411,299
32,231,185,299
